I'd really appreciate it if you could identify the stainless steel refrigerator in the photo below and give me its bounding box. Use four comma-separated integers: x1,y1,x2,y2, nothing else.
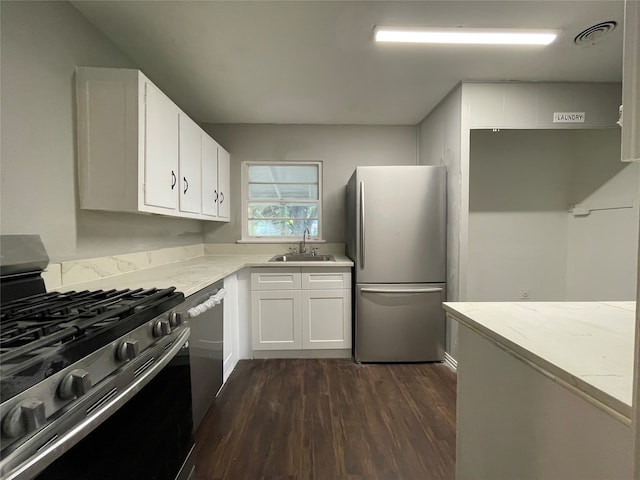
346,165,446,362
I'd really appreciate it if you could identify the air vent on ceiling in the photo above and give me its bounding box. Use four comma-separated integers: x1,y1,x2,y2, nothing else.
574,21,617,46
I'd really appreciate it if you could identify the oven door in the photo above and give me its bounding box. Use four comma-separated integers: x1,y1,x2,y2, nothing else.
31,334,194,480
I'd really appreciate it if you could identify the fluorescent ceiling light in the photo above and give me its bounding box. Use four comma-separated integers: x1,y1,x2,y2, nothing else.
374,27,558,45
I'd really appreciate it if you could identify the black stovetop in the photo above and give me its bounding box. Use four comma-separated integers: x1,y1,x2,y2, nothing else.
0,287,184,402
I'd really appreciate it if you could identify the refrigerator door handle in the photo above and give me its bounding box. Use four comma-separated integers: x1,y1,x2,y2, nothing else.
360,288,444,294
360,181,365,268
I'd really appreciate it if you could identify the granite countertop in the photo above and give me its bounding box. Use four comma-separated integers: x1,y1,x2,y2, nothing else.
443,301,636,423
55,253,354,297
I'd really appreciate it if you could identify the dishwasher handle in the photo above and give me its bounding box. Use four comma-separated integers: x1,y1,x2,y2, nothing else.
187,288,226,318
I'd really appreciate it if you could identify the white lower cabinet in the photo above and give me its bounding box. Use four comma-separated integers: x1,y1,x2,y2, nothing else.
250,267,352,354
301,289,351,349
251,290,302,350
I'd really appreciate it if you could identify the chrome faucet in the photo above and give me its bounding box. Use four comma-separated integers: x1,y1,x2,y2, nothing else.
300,228,310,254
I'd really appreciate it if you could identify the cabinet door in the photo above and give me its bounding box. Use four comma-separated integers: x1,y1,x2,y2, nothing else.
178,114,202,214
217,146,231,219
301,289,351,350
201,135,219,218
251,290,302,350
144,80,179,210
621,0,639,162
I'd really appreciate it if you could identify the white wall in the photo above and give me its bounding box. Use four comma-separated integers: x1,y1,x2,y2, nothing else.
467,128,638,302
460,82,622,302
419,82,622,359
467,130,572,301
201,124,418,243
565,129,639,300
0,1,203,262
417,84,462,357
0,2,417,261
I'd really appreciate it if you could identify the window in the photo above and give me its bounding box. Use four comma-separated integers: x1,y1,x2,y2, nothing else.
242,161,322,241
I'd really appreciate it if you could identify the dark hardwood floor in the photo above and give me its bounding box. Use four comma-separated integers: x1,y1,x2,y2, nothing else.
191,359,457,480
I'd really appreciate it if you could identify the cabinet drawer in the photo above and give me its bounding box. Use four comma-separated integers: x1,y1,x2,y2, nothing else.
302,267,351,290
251,268,301,290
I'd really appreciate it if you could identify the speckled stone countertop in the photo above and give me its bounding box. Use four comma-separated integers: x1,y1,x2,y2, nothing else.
51,250,353,297
443,301,636,423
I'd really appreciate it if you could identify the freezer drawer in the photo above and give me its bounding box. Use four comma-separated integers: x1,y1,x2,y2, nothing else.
355,283,445,362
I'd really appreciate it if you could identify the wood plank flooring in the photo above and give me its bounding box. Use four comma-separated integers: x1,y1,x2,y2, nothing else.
191,359,456,480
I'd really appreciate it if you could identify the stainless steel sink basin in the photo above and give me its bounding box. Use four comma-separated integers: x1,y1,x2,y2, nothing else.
269,254,335,262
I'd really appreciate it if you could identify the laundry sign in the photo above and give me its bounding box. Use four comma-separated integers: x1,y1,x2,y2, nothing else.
553,112,586,123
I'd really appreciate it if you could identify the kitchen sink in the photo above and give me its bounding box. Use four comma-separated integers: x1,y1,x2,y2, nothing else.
269,254,335,262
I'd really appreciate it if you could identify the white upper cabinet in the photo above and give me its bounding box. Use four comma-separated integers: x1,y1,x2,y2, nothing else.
178,114,203,214
144,81,179,210
217,146,231,220
621,0,639,162
201,135,219,218
76,67,230,221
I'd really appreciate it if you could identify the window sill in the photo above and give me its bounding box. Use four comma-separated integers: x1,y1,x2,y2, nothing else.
236,239,326,244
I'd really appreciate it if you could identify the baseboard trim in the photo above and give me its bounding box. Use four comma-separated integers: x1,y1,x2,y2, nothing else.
252,349,352,359
444,352,458,371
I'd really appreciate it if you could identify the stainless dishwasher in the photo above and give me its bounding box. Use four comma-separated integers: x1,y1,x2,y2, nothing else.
183,280,225,431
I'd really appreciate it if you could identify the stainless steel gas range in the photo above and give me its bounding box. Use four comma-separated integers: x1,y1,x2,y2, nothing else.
0,236,195,480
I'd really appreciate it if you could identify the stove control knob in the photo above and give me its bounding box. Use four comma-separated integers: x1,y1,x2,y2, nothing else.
169,311,183,328
2,398,46,438
117,339,139,362
153,319,171,337
59,369,91,400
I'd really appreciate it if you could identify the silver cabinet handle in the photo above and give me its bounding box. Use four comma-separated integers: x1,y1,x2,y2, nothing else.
359,181,365,269
360,288,444,294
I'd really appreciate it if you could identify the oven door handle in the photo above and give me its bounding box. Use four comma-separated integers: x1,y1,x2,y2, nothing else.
1,328,191,480
187,288,226,318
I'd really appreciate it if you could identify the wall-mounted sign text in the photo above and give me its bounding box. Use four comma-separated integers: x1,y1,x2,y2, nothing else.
553,112,586,123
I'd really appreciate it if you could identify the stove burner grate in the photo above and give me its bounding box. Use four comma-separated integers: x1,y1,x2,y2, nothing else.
0,287,184,402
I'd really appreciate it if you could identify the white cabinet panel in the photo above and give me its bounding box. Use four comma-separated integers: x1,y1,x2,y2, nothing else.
223,273,239,383
218,146,231,219
301,289,351,349
251,290,302,350
178,114,202,214
144,80,179,210
201,135,219,218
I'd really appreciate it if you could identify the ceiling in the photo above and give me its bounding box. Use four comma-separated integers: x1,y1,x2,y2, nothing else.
71,1,624,125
